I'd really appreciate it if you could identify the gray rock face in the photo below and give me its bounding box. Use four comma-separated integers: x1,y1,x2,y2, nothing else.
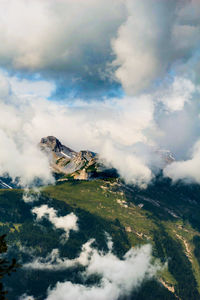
39,136,97,178
40,136,76,158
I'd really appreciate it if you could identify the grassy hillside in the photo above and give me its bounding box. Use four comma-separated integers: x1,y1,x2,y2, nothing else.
44,178,200,299
1,177,200,299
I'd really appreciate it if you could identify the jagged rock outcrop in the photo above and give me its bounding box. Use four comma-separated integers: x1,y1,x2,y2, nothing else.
39,136,97,179
40,136,76,158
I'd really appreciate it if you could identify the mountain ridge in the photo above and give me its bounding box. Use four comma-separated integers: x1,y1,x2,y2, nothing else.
39,135,175,182
40,136,111,180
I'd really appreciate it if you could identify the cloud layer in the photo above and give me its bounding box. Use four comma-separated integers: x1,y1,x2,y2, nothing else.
0,1,200,186
0,0,125,96
1,1,200,97
0,70,200,186
112,0,200,94
0,71,157,187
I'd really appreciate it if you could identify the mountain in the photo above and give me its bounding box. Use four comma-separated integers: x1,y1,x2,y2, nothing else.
40,136,98,180
1,137,200,300
39,136,175,181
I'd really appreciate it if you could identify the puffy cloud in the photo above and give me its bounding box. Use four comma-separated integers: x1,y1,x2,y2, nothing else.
154,102,200,161
1,69,200,187
0,0,200,97
46,243,160,300
100,140,153,188
24,239,96,270
32,205,78,238
164,140,200,184
0,84,54,186
31,93,157,188
112,0,200,94
0,131,53,187
156,77,196,112
0,1,199,189
0,0,125,96
24,236,161,300
0,70,158,187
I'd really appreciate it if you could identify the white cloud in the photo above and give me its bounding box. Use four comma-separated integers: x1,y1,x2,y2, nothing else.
0,70,159,187
100,140,153,188
24,236,160,300
0,70,200,187
0,0,200,97
0,73,54,186
24,239,95,270
46,243,160,300
157,77,196,112
0,0,125,91
112,0,200,94
32,205,78,238
164,140,200,184
0,127,53,187
0,2,199,187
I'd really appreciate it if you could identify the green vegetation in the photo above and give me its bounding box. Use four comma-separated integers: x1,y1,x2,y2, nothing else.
43,178,200,299
1,176,200,299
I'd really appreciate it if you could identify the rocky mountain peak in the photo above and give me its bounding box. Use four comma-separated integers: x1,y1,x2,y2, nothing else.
40,136,62,152
40,136,76,158
39,136,97,180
